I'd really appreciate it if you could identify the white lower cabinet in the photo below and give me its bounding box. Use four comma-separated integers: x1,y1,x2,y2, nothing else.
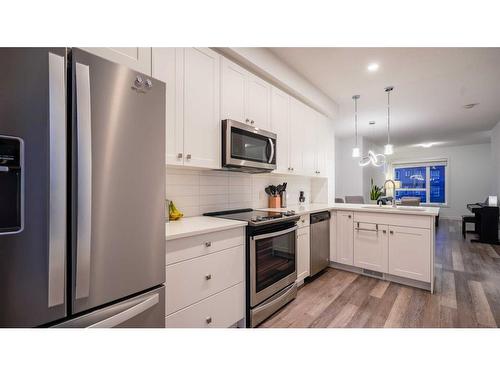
166,283,244,328
388,226,431,282
353,222,389,273
336,211,354,265
296,226,310,284
329,211,337,262
165,227,246,328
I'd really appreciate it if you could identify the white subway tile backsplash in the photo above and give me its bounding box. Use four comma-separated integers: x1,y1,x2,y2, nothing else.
166,167,314,218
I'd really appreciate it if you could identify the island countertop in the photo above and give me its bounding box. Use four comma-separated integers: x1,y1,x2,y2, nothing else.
258,203,440,217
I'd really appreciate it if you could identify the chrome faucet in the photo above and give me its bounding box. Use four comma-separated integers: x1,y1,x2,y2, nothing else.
384,179,398,208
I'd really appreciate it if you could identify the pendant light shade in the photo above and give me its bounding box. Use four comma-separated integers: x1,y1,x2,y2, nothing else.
384,86,394,155
352,94,360,158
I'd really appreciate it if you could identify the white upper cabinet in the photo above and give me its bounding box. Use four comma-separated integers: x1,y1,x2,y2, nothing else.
270,87,290,173
221,57,272,131
81,48,152,75
152,47,221,169
183,48,221,169
245,75,271,130
315,114,331,177
221,58,247,124
289,97,306,174
302,106,317,176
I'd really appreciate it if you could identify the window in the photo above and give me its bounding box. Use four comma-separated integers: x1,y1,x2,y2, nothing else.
393,160,447,205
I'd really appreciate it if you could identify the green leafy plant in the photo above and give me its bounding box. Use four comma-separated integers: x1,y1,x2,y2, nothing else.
369,178,383,201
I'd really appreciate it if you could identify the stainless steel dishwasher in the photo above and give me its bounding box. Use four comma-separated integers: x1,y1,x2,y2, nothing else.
310,211,331,277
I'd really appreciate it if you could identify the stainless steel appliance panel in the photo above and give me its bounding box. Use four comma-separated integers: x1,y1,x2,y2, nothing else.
0,48,67,327
222,119,276,172
310,211,331,277
250,225,297,306
71,49,165,314
54,286,165,328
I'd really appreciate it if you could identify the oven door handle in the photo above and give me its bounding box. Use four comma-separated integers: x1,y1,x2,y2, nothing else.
251,225,297,241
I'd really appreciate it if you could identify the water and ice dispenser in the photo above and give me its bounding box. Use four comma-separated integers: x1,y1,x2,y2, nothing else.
0,136,23,234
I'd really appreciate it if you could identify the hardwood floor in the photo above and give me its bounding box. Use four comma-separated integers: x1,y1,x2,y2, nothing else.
259,219,500,328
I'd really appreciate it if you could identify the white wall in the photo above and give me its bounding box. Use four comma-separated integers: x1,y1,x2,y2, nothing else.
215,47,338,119
491,121,500,198
335,136,364,201
386,143,494,219
335,136,386,203
166,167,324,217
362,139,386,202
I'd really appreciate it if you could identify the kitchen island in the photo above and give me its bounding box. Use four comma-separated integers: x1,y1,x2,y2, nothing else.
261,203,439,292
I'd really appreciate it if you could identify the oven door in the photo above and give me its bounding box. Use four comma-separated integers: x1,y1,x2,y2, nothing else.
223,119,276,171
250,225,297,307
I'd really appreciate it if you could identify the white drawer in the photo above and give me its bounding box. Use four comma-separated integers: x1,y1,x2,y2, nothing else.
353,212,431,229
166,227,245,265
297,214,310,228
166,245,244,315
166,282,244,328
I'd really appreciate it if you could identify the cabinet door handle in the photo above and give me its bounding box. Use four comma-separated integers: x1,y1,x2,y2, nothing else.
206,317,212,324
205,274,212,280
390,230,394,235
177,153,183,159
245,118,249,123
186,154,192,160
250,120,254,124
348,215,352,219
205,241,212,247
382,230,387,234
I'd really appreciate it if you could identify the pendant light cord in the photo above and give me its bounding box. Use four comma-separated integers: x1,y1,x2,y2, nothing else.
385,86,393,145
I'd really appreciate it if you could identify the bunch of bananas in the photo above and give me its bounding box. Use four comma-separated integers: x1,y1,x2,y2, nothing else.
168,201,183,221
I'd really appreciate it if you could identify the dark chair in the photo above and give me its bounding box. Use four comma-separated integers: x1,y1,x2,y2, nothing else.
335,198,344,203
462,215,476,239
345,196,364,204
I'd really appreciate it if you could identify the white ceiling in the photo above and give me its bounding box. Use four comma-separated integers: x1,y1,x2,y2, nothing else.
269,48,500,147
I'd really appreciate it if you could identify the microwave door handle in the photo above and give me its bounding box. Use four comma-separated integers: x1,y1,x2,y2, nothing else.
75,62,92,300
268,138,275,164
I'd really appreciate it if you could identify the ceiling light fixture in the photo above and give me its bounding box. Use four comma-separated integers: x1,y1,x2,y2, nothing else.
359,150,386,167
384,86,394,155
352,94,360,158
367,63,379,72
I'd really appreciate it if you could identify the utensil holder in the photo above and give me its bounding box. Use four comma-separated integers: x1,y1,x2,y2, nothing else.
269,196,281,208
280,192,287,208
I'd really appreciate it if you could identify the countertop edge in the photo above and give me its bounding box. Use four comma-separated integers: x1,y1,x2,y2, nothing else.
258,204,440,217
166,221,247,241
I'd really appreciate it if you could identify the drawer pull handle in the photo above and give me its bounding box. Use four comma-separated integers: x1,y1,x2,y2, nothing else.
205,241,212,247
390,230,394,235
177,153,182,159
205,274,212,280
206,317,212,324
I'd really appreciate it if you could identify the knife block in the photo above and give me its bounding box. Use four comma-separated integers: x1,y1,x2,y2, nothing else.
268,196,281,208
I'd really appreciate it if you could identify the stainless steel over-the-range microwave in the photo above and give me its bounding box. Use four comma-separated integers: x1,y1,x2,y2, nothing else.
222,119,277,173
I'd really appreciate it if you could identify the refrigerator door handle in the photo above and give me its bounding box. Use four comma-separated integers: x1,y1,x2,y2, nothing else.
88,293,159,328
75,62,93,300
48,52,67,308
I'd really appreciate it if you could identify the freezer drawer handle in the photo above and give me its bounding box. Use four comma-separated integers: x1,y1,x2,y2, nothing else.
88,293,160,328
48,52,67,308
75,61,93,300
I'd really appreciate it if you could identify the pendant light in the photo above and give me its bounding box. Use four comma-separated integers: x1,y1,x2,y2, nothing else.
384,86,394,155
352,94,360,157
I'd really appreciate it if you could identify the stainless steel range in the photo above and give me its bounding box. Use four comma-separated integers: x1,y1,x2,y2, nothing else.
204,209,299,327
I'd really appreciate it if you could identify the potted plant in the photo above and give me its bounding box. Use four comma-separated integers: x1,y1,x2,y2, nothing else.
369,178,383,204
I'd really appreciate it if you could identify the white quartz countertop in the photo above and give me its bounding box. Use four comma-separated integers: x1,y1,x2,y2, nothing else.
258,203,440,217
166,216,247,241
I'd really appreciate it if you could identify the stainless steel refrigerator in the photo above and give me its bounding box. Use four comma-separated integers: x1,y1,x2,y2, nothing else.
0,48,166,327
